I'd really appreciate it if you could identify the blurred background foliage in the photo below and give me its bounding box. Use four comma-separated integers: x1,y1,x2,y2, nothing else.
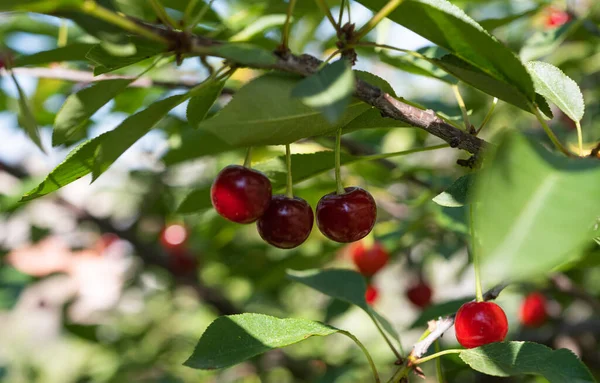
0,0,599,382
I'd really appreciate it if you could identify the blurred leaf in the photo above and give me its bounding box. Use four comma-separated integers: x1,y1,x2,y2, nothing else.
186,80,226,126
86,38,166,75
520,22,574,62
354,0,534,102
184,313,339,369
342,108,412,132
22,94,188,201
53,78,134,146
475,133,600,286
432,173,473,207
0,0,82,12
380,46,457,84
526,61,584,122
325,299,352,322
163,130,234,165
13,43,94,67
212,43,278,67
200,73,370,146
460,342,595,382
10,73,43,152
478,7,540,31
230,14,288,41
410,298,469,328
291,60,355,124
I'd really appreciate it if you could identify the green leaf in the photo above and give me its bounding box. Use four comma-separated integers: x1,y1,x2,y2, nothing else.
0,0,82,12
53,78,134,146
200,73,370,147
86,38,166,75
13,43,95,67
410,298,469,328
291,60,355,124
432,173,473,207
184,313,339,370
478,7,540,31
11,73,43,152
475,133,600,286
230,14,288,41
380,46,457,84
460,341,595,383
526,61,584,122
22,94,188,201
211,43,278,67
186,80,226,126
520,22,573,62
354,0,534,101
163,130,235,166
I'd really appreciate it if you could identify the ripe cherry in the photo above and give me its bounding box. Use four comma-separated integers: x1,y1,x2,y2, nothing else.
351,241,388,276
316,187,376,243
365,285,379,305
546,7,570,28
455,301,508,349
406,281,433,309
160,223,188,250
211,165,272,224
257,195,314,249
520,292,548,328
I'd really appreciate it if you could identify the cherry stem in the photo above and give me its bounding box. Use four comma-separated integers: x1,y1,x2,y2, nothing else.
57,19,68,47
243,147,253,168
353,0,405,42
367,311,403,361
412,349,462,365
335,128,345,195
434,340,444,383
470,205,484,302
575,120,584,156
281,0,297,51
285,144,294,198
477,97,498,134
149,0,178,29
532,106,572,157
452,84,472,133
314,0,342,34
337,0,346,27
387,364,410,383
185,0,215,33
339,330,381,383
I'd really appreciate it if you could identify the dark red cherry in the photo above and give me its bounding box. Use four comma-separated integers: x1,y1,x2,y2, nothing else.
365,284,379,305
257,195,314,249
520,292,548,328
406,281,433,309
160,223,188,250
455,301,508,349
211,165,272,224
316,187,376,243
351,241,388,276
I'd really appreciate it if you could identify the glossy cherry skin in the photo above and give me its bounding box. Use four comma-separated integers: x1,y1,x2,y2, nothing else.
520,292,548,328
365,285,379,305
406,281,433,309
257,195,314,249
160,223,188,250
455,301,508,349
351,241,388,276
211,165,272,224
316,187,376,243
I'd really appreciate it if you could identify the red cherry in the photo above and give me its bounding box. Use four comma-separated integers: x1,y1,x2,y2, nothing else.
316,187,376,243
406,281,433,309
257,195,314,249
546,8,570,28
520,292,548,328
160,223,188,250
168,248,198,276
351,241,388,276
455,301,508,349
365,285,379,305
211,165,272,224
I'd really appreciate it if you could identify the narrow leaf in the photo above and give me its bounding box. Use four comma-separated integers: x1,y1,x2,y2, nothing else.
432,173,474,207
11,73,43,152
212,43,277,67
186,80,226,126
460,341,595,383
13,43,95,67
380,46,457,84
86,37,165,75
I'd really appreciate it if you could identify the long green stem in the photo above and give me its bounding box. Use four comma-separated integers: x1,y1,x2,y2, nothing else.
57,19,68,47
434,340,444,383
319,49,342,69
335,128,345,195
452,84,472,133
340,330,381,383
354,0,405,42
314,0,341,33
186,0,215,32
532,107,571,156
285,144,293,198
281,0,297,50
477,98,498,134
244,147,253,168
149,0,178,28
338,0,346,26
363,144,448,161
470,205,483,302
575,120,584,156
412,349,462,365
387,364,410,383
183,0,199,27
368,312,403,360
80,1,169,44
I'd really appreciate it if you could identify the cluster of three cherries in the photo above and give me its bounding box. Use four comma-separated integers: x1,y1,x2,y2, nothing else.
210,164,377,248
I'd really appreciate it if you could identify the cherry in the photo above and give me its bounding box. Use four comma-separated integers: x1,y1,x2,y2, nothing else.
257,195,314,249
546,7,570,28
520,292,548,328
160,223,188,250
211,165,272,224
365,284,379,305
455,301,508,349
351,241,388,276
406,281,433,309
316,187,376,243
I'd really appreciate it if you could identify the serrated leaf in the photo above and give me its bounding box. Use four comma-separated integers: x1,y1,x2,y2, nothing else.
184,313,339,370
291,60,355,124
53,78,134,146
186,80,226,126
475,133,600,286
460,341,595,383
200,73,370,147
212,43,278,67
433,173,473,207
410,298,469,328
526,61,584,122
355,0,534,102
11,73,43,152
86,37,166,75
13,43,95,67
22,94,188,201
